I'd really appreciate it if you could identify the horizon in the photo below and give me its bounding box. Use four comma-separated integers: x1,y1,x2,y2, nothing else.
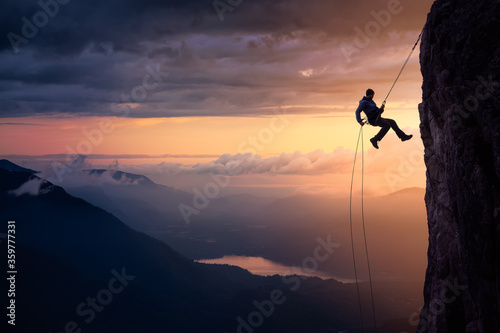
0,0,434,199
0,157,426,198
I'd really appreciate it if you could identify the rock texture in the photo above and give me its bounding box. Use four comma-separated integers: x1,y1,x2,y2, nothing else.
418,0,500,332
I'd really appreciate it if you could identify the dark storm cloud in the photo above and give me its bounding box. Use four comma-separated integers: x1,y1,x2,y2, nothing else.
1,0,202,55
0,0,430,53
0,0,433,118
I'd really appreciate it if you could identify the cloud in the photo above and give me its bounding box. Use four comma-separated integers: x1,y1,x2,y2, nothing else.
37,156,148,188
0,0,433,118
105,128,425,197
114,128,424,179
0,0,432,53
8,178,47,196
120,149,351,176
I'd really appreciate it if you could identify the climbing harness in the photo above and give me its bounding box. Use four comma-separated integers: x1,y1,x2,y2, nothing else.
349,27,425,332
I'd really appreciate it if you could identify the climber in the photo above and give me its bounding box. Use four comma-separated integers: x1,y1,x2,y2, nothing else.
355,89,413,149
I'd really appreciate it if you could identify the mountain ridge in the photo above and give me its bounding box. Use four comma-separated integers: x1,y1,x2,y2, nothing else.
0,159,38,174
0,163,424,332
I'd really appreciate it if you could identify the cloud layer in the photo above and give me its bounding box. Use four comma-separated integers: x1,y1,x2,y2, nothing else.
118,128,424,176
1,0,433,118
127,148,354,175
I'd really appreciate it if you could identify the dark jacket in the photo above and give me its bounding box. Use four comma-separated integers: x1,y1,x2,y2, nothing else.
355,96,381,123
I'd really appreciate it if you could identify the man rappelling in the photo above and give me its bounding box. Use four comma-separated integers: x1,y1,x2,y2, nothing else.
355,89,413,149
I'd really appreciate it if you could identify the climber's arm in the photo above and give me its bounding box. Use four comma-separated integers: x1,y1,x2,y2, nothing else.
355,102,364,124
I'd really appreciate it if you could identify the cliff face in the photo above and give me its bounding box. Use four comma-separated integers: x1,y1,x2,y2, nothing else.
418,0,500,332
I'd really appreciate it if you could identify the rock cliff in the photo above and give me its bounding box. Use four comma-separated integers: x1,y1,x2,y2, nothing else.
418,0,500,332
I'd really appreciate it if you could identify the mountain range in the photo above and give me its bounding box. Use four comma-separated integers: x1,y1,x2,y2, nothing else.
50,165,428,283
0,161,423,332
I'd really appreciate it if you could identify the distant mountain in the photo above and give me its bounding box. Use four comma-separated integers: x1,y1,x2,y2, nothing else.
0,167,423,332
384,187,425,197
0,159,38,173
0,168,249,332
67,169,194,231
34,159,428,283
1,160,427,283
88,169,156,185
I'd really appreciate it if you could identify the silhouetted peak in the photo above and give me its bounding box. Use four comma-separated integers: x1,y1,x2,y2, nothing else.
0,159,38,174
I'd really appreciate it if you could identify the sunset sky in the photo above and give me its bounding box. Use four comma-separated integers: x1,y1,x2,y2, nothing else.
0,0,434,196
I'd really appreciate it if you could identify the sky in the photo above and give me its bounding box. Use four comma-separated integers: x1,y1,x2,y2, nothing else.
0,0,435,196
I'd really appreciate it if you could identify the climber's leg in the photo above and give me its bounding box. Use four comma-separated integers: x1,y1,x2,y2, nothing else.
372,118,392,141
373,117,412,141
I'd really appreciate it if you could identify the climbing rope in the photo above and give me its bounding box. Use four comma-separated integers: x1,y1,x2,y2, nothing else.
375,27,425,124
348,27,425,331
349,125,377,333
382,27,424,106
361,127,377,333
349,125,364,332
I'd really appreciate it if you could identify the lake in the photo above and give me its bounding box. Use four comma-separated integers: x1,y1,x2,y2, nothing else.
196,255,352,282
